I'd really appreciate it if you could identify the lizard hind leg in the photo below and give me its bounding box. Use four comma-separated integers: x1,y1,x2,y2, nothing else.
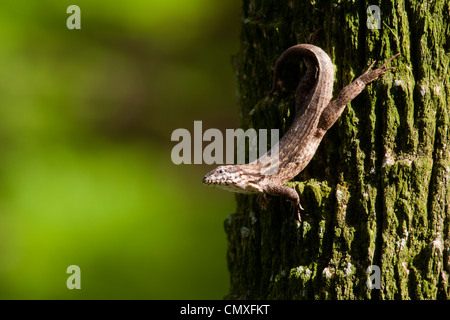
265,184,304,221
256,193,270,210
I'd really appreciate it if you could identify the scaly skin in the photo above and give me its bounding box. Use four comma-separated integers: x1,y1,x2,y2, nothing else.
203,44,400,221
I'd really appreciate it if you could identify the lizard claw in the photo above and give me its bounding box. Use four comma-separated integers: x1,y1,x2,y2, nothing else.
256,193,270,210
363,60,377,74
292,200,303,222
364,52,401,74
379,52,401,69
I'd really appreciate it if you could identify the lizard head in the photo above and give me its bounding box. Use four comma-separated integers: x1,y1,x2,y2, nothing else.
203,165,241,189
202,165,261,194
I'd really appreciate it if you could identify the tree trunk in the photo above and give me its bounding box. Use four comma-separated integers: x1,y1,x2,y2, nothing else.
225,0,449,299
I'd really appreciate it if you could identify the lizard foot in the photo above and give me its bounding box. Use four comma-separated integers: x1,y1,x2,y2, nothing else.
360,53,400,84
256,193,270,210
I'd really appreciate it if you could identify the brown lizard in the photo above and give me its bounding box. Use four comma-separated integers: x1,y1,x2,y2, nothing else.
203,44,400,220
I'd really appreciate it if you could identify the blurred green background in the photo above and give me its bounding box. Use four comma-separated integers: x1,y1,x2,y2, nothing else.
0,1,240,299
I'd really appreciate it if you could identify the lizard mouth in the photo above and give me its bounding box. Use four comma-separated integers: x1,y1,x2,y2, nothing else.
203,173,228,187
202,174,217,185
203,169,222,185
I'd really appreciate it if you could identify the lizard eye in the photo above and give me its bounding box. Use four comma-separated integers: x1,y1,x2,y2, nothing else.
218,169,224,174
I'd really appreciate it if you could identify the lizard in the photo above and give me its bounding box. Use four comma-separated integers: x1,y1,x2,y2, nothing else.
203,44,400,221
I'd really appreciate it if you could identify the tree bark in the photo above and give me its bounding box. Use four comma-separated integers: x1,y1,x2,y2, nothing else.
225,0,449,299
